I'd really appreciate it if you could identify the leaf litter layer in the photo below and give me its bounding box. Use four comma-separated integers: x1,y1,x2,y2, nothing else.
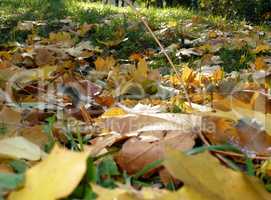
0,2,271,200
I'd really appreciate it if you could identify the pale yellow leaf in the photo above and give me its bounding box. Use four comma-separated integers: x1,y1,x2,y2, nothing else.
164,147,271,200
133,58,148,82
0,136,43,161
92,184,170,200
8,145,89,200
181,66,194,83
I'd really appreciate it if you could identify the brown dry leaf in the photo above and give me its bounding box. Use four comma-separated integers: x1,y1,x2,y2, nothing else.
164,147,271,200
0,106,21,137
19,125,48,148
197,103,271,155
0,163,14,174
95,56,116,72
8,145,89,200
0,106,21,125
116,132,195,175
94,95,115,107
87,134,123,157
11,65,59,90
0,60,11,69
102,112,198,175
66,41,97,58
206,101,271,136
250,91,271,114
77,23,95,37
35,48,56,67
129,53,142,61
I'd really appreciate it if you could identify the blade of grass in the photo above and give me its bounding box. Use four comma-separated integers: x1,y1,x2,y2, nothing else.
186,144,241,155
133,159,163,179
245,157,255,176
187,144,241,171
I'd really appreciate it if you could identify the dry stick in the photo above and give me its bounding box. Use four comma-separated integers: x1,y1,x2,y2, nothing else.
124,0,191,106
80,105,93,124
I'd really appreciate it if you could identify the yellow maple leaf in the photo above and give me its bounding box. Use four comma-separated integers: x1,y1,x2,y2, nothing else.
95,56,116,72
133,58,148,82
212,67,224,82
8,145,89,200
254,44,270,54
102,107,127,118
164,147,271,200
254,57,267,70
181,65,195,83
208,31,217,39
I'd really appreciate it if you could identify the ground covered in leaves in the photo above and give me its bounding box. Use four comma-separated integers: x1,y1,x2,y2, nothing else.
0,1,271,200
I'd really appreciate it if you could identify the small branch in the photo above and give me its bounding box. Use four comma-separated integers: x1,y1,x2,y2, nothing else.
124,0,191,106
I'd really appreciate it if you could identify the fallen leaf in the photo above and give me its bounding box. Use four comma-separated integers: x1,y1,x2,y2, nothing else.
164,147,271,200
181,65,195,83
11,65,59,90
109,113,198,175
49,32,73,46
95,56,116,72
94,95,115,107
19,126,48,148
212,67,224,82
0,137,43,161
133,58,148,82
102,107,127,118
208,31,218,39
0,163,13,174
97,28,125,47
254,57,267,70
116,132,195,176
254,44,270,54
92,184,170,200
66,41,97,58
35,48,56,67
0,106,21,137
8,145,89,200
77,23,95,36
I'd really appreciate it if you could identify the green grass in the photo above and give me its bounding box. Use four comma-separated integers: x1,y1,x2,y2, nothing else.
0,0,269,68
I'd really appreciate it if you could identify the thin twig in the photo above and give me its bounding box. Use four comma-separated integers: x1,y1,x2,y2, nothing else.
80,105,93,125
124,0,191,106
